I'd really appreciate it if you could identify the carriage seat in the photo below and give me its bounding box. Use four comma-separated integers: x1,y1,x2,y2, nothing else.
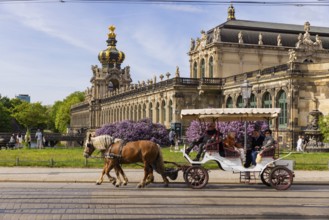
223,147,241,158
204,141,220,152
260,141,277,158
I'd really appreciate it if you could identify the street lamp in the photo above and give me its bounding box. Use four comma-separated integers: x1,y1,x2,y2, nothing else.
240,80,252,154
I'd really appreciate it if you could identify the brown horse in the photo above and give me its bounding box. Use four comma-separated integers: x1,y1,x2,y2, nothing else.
84,135,169,188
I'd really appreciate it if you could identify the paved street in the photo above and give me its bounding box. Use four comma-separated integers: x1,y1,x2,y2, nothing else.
0,182,328,219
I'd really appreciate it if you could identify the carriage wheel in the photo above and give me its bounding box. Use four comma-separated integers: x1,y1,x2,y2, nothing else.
260,167,272,187
184,166,209,189
269,166,293,190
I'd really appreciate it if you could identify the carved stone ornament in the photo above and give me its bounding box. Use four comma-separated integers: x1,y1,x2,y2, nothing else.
200,30,207,49
288,49,297,63
295,22,323,50
213,27,221,43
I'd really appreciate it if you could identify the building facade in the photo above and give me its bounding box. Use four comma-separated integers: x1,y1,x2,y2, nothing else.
71,6,329,148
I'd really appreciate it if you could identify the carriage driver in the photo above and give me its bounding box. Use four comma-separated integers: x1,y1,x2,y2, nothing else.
185,123,222,161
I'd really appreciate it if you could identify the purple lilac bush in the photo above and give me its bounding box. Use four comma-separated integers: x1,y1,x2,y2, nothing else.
185,120,268,143
95,118,170,146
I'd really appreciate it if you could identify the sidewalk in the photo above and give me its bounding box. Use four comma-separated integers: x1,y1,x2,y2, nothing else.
0,167,328,184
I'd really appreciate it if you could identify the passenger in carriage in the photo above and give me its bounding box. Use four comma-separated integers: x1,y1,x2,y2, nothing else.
223,131,245,162
251,129,275,165
244,129,265,168
185,123,222,161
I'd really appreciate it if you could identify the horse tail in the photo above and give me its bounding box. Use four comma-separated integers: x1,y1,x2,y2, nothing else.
154,144,165,175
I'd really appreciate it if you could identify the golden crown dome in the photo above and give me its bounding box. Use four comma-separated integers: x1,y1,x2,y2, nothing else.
98,25,125,69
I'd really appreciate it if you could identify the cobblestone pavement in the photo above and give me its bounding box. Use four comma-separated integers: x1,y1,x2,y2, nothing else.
0,182,328,219
0,167,329,185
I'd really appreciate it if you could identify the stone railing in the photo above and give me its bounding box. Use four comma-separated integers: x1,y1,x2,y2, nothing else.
102,77,224,103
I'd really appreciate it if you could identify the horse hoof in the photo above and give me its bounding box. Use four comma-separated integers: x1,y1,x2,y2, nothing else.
95,182,101,185
123,182,128,186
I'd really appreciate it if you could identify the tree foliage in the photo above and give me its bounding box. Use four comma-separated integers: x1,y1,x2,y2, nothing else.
185,120,269,143
319,115,329,142
96,119,170,146
11,102,48,130
0,102,11,131
55,91,84,133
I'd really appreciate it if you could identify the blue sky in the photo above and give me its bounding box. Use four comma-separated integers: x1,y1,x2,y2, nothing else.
0,1,328,105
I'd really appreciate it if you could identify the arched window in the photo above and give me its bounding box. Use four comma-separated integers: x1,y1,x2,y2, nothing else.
262,92,272,108
169,100,173,122
156,102,160,123
201,59,205,78
250,93,257,108
130,106,133,120
277,90,287,128
237,95,244,108
138,105,142,120
149,103,153,122
143,104,146,119
226,97,233,108
209,57,213,78
193,62,197,78
161,100,166,123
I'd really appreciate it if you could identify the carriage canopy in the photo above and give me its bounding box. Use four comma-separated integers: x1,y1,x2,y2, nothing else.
181,108,281,121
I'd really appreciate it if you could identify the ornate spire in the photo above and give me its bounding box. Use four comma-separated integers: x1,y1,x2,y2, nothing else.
227,4,236,21
108,25,116,38
98,25,125,69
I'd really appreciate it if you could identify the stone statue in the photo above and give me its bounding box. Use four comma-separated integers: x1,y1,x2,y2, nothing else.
238,31,243,44
175,66,180,77
200,30,207,48
277,34,282,46
190,38,195,51
314,34,323,49
288,49,297,63
213,27,221,42
296,33,303,48
258,33,263,45
303,21,313,46
195,37,200,50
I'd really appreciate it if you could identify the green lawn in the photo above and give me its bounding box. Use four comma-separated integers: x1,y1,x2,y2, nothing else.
0,146,328,170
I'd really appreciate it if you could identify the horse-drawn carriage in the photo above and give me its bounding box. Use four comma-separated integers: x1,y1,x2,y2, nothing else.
84,107,294,190
169,107,295,190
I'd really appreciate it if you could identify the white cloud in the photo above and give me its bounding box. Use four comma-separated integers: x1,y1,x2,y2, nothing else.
2,4,97,54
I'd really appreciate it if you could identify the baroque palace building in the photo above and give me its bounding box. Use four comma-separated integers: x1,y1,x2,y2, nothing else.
71,5,329,147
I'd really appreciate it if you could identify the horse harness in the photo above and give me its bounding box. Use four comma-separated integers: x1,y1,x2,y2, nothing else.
105,140,128,163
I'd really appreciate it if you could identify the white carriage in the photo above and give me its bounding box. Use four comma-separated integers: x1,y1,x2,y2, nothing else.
178,108,295,190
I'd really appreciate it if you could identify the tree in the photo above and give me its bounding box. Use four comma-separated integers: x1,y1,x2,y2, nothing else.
11,102,48,130
319,115,329,142
55,91,84,133
47,101,62,132
0,102,11,132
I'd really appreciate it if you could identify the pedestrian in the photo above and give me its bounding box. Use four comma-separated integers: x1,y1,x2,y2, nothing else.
296,135,304,152
35,129,43,149
16,133,24,149
9,134,16,149
169,129,176,151
25,131,31,148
